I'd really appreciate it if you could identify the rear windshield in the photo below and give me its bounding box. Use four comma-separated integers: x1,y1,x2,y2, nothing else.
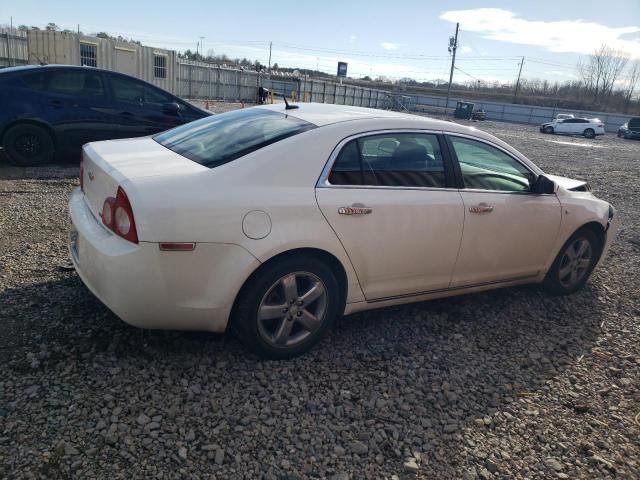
629,118,640,128
153,108,315,168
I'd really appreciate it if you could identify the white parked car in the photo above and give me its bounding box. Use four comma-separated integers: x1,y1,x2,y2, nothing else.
69,104,617,358
540,117,605,138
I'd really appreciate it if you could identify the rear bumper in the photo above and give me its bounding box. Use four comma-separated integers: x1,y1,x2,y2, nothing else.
69,188,260,332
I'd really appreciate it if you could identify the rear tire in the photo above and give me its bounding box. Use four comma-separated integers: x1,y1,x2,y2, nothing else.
2,123,55,166
584,128,595,139
544,126,554,134
542,228,600,295
232,255,341,359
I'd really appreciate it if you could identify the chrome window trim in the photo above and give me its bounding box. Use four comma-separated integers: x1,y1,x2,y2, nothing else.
316,128,450,191
316,128,550,195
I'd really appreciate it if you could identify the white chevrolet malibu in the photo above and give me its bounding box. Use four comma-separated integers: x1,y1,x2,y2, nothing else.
69,103,617,358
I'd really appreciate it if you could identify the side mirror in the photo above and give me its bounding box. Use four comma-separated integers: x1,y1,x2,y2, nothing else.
532,175,556,194
162,102,182,116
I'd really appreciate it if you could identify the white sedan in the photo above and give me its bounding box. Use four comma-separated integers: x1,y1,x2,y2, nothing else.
69,103,617,358
540,117,605,138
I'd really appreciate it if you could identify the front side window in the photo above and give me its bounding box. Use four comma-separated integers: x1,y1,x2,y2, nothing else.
48,71,105,97
154,108,316,168
449,136,534,192
80,43,97,67
329,133,447,188
110,75,145,105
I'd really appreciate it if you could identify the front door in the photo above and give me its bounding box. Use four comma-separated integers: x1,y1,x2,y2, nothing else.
316,132,465,300
446,135,562,287
106,74,184,138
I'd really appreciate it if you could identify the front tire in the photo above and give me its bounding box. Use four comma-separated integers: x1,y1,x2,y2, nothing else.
584,128,596,139
2,123,55,166
542,228,600,295
544,126,554,134
232,256,341,359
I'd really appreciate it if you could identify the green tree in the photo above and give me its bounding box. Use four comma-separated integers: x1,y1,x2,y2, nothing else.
45,22,59,31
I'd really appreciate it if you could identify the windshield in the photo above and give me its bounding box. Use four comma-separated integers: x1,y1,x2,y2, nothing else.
154,108,316,168
629,118,640,128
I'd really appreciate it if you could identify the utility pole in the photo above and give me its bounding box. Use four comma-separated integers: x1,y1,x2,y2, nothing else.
445,22,459,116
267,41,272,74
9,16,13,67
199,37,205,60
513,56,525,103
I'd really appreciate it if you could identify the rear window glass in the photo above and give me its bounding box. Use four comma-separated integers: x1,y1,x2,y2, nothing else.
629,118,640,128
154,108,315,168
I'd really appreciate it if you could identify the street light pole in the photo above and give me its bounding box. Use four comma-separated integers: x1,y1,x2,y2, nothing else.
445,22,459,116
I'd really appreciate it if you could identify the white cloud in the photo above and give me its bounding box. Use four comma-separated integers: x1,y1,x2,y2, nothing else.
349,35,357,42
380,42,407,51
459,45,472,54
440,8,640,58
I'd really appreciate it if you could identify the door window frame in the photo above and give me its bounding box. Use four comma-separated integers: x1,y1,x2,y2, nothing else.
317,129,458,191
443,133,550,195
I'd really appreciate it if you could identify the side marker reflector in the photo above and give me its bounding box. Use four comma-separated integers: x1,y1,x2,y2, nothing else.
159,242,196,251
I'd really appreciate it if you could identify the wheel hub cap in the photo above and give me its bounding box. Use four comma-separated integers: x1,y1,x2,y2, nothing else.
257,271,328,348
558,238,593,288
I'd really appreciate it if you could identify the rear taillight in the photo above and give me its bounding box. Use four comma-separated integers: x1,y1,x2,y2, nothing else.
101,187,138,243
598,124,604,128
79,156,84,192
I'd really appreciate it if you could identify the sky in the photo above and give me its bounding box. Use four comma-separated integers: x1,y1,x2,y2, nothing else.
2,0,639,84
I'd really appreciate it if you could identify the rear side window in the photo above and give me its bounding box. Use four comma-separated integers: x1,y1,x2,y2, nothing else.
20,72,49,91
329,133,448,188
629,118,640,128
154,108,316,168
48,72,105,97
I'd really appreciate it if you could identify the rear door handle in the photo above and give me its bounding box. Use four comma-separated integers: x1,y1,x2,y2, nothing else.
120,111,134,118
50,100,63,108
338,205,372,215
469,203,494,214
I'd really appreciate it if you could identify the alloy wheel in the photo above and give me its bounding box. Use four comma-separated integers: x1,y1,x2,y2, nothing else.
257,271,328,348
15,134,42,158
558,238,593,288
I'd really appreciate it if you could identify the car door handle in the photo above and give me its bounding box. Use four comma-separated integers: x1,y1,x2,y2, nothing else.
338,205,373,215
49,100,63,108
469,203,494,214
120,111,134,118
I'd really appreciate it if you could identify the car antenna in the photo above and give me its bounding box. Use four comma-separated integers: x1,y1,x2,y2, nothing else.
279,93,299,110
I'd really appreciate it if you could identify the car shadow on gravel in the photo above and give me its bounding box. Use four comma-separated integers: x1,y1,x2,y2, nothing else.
0,276,605,477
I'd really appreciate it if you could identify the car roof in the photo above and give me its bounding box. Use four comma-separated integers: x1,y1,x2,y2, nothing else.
0,64,115,74
256,102,476,134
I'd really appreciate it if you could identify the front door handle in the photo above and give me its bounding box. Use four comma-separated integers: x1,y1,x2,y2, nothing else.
469,203,494,214
338,205,373,215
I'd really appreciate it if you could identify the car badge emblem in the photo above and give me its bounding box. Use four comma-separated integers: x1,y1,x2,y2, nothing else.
88,171,95,181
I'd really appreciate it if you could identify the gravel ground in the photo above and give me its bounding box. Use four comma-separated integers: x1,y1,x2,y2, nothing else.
0,117,638,479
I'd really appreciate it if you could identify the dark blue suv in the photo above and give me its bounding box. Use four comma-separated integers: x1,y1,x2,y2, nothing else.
0,65,210,166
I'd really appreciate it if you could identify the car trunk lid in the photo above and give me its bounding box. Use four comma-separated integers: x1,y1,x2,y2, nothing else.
81,137,207,220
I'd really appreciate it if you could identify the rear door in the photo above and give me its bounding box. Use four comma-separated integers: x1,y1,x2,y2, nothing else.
106,74,184,137
446,135,561,287
39,69,117,158
316,131,465,300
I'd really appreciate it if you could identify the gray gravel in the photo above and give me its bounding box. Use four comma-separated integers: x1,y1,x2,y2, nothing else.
0,119,638,479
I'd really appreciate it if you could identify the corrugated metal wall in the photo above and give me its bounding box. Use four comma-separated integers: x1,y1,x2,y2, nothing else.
0,28,28,67
24,31,175,92
7,30,634,131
